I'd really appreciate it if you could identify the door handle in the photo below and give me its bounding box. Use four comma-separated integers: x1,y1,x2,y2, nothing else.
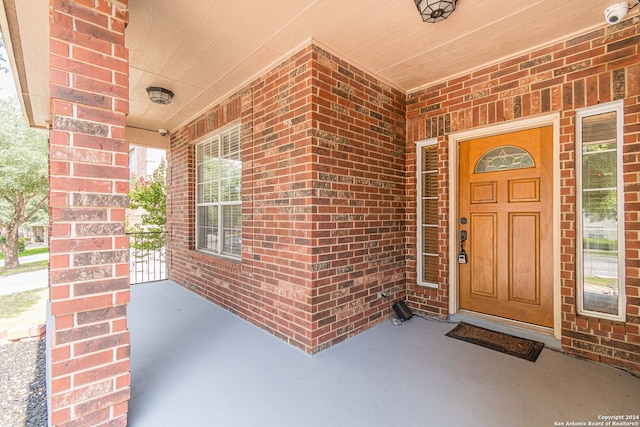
459,229,468,264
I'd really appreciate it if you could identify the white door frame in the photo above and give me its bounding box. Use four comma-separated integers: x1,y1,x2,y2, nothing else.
447,113,562,339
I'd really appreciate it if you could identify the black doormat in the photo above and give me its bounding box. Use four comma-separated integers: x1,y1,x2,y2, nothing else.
446,322,544,362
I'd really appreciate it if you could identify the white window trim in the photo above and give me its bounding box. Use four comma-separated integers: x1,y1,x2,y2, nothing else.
416,138,439,288
195,123,242,260
576,100,626,321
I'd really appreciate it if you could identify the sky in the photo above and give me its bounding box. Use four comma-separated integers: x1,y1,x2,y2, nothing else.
0,37,18,99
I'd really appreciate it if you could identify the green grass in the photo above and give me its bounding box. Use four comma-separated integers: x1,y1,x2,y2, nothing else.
0,288,44,319
0,246,49,260
583,249,617,257
585,276,617,286
0,260,49,277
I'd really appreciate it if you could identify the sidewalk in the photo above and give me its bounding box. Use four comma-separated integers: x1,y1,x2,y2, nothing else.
0,252,49,268
0,251,49,295
0,269,48,296
0,256,49,342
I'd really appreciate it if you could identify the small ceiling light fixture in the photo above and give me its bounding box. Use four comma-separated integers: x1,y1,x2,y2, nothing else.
146,86,174,105
414,0,457,23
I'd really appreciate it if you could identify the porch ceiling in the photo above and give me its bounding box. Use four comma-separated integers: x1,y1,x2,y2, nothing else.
0,0,620,133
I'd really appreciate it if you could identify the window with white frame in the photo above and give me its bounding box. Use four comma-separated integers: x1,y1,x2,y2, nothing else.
576,101,625,321
196,125,242,258
417,139,439,287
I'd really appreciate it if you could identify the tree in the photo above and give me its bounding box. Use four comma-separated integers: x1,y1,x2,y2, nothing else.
128,160,166,253
0,97,49,270
128,159,166,232
582,144,618,222
0,32,9,74
129,160,167,231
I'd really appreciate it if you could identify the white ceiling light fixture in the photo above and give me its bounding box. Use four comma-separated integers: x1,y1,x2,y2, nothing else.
414,0,458,23
146,86,174,105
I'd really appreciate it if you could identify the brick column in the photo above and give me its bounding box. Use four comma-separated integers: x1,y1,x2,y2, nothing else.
48,0,130,426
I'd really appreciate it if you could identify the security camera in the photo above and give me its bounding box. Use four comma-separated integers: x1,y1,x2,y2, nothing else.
158,129,168,137
604,2,629,24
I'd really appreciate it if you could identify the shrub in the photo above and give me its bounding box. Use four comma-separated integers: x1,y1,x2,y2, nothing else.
583,237,616,252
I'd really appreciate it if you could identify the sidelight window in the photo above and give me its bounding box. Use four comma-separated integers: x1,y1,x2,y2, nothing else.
417,139,439,287
576,101,625,321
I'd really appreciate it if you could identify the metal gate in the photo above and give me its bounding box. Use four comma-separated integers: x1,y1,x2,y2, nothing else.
127,231,167,284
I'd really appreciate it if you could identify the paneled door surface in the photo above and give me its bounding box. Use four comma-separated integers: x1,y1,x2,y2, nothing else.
459,126,553,327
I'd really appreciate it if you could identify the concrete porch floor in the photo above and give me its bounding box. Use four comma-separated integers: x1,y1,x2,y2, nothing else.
129,281,640,427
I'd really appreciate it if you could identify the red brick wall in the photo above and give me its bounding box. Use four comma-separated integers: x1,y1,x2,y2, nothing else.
406,19,640,373
48,0,131,425
310,46,406,351
168,48,315,352
167,45,406,354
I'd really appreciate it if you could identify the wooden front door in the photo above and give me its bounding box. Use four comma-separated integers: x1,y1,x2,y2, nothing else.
459,126,553,328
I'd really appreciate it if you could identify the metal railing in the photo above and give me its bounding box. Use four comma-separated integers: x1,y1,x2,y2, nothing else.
127,231,167,284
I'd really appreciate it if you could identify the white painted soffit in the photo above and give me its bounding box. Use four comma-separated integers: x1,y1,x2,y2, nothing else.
0,0,626,134
0,0,49,129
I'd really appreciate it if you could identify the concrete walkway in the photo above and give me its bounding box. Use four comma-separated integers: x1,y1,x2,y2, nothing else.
0,260,48,341
0,252,49,268
0,269,48,296
0,250,49,296
129,281,640,427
